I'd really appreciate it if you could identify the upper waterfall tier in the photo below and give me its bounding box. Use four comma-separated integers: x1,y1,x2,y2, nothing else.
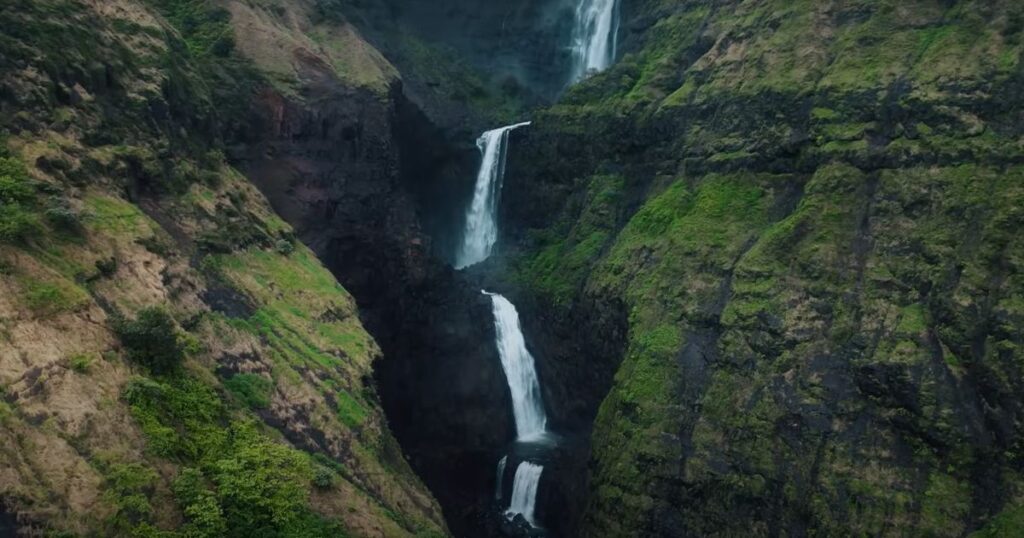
570,0,620,82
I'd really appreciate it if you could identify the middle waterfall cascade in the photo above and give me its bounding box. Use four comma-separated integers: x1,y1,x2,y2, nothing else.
454,122,532,269
486,292,548,440
570,0,621,82
506,462,545,525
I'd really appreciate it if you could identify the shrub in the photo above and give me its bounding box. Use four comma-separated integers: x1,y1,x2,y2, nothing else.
0,157,34,203
312,467,334,490
274,238,295,256
69,354,93,373
115,307,185,375
223,373,273,409
0,203,40,241
0,157,41,243
95,257,118,277
44,196,81,232
100,462,158,533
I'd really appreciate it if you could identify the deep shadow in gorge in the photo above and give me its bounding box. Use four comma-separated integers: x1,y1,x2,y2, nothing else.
232,63,630,535
224,0,634,529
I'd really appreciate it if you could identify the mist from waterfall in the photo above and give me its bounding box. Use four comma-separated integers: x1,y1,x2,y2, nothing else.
454,122,531,269
569,0,620,82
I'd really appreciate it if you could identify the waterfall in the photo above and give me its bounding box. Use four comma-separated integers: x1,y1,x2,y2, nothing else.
505,462,544,525
485,292,547,440
570,0,620,82
454,122,531,269
495,455,508,500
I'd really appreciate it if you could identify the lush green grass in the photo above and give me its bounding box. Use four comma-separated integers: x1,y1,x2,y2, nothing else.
84,193,153,236
335,390,367,429
223,373,274,410
18,275,89,317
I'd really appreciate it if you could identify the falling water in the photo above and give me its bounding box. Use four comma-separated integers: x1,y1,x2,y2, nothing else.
454,122,531,269
495,455,508,500
485,292,547,440
569,0,620,82
505,462,544,525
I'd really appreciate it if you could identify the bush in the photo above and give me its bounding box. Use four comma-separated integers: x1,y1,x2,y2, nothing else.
0,157,34,203
100,462,158,533
312,467,334,490
69,354,93,373
0,203,40,241
115,307,185,375
45,196,81,232
223,373,273,409
274,238,295,256
95,257,118,277
0,157,41,243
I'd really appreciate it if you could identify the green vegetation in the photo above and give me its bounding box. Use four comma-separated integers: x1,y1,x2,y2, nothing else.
503,2,1024,533
84,194,153,236
971,504,1024,537
223,373,274,409
393,33,526,124
335,390,367,429
68,353,94,373
516,175,623,304
98,461,160,534
18,275,89,317
0,156,40,242
123,375,347,537
115,307,186,375
0,1,448,536
148,0,234,59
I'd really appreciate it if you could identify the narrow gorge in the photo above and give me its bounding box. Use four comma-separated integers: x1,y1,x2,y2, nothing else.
1,1,1023,538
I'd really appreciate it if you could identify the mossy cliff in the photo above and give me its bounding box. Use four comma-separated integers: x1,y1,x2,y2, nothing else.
0,0,447,535
496,0,1024,536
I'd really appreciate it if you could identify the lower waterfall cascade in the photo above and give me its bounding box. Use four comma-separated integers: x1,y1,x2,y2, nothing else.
506,462,545,526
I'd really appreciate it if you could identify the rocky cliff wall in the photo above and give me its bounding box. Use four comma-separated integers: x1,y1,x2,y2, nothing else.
497,1,1024,536
0,0,453,535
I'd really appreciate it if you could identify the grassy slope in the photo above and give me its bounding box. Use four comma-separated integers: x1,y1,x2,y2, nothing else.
508,0,1024,535
0,0,445,536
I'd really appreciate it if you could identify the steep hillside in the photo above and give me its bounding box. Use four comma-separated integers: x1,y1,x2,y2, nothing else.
0,0,447,535
495,0,1024,536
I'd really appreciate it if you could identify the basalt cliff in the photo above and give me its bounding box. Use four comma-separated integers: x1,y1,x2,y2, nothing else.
1,1,1023,537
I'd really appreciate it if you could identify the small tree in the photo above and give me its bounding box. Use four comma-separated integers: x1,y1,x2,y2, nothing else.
115,307,185,375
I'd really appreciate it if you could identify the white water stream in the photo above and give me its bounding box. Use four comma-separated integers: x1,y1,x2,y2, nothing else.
454,122,531,269
570,0,620,82
495,455,508,500
485,292,548,440
505,461,544,525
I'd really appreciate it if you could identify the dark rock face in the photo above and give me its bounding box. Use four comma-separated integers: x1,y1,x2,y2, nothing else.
0,505,16,538
493,1,1024,536
234,49,522,535
382,0,578,100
